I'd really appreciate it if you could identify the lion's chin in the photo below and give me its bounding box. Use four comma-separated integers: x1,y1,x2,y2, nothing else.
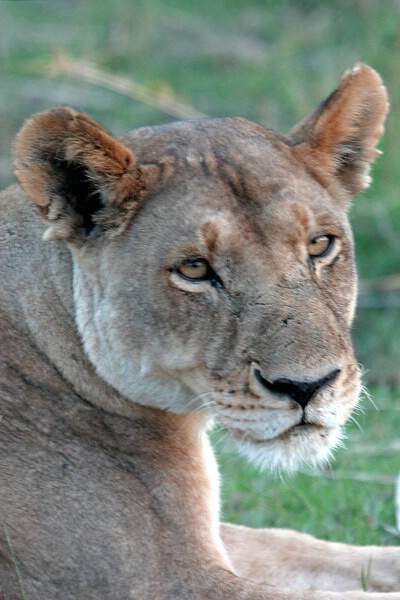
232,423,343,473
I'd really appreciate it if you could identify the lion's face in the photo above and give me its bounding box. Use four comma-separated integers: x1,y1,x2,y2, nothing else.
70,119,360,472
13,64,388,471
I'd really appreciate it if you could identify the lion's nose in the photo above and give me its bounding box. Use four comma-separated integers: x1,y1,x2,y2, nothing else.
254,368,341,409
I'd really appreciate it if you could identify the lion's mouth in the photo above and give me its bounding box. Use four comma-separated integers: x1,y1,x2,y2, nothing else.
214,402,343,472
226,417,328,442
214,400,304,441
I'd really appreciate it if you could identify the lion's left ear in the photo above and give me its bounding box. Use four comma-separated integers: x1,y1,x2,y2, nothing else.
14,107,159,244
288,63,389,197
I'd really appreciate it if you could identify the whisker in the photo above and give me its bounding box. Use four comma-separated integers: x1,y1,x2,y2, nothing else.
211,428,232,455
360,384,378,411
176,393,218,433
348,414,363,433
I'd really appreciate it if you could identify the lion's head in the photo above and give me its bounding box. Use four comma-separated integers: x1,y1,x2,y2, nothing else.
13,63,388,472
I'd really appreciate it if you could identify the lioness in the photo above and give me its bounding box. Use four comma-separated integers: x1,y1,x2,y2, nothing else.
0,63,399,599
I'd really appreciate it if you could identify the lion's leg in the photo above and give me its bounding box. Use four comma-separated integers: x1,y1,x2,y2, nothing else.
221,522,400,592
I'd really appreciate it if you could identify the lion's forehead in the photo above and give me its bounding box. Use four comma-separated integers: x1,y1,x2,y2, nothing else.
123,118,343,226
122,117,296,179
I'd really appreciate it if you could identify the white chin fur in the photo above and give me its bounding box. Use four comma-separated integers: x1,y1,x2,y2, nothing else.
235,425,344,474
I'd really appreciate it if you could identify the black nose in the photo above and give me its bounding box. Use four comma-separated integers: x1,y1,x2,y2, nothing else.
254,368,341,409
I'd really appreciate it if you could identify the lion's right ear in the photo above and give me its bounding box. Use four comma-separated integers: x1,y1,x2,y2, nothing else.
14,107,159,244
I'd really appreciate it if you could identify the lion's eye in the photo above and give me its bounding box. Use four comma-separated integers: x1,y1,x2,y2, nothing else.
177,259,210,281
307,235,333,258
175,258,224,289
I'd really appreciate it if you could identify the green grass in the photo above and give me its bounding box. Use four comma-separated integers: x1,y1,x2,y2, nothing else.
214,386,400,545
4,526,28,600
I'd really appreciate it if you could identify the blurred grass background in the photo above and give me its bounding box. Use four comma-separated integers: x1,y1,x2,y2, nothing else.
0,0,399,546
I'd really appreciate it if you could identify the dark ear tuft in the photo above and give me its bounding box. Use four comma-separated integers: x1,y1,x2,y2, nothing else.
288,63,389,197
14,107,157,243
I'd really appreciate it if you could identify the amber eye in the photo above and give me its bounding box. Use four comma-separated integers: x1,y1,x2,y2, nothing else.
307,235,333,258
177,259,210,281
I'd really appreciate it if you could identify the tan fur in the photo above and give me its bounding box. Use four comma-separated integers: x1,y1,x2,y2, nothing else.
1,63,398,599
